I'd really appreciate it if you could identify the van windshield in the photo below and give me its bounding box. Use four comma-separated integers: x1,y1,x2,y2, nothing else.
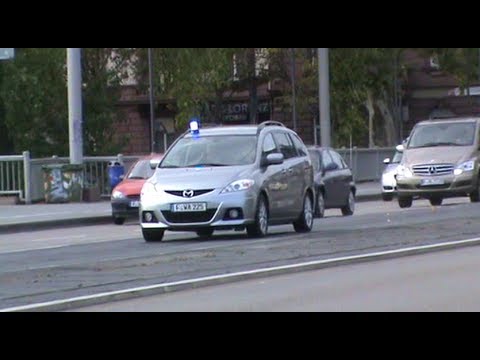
407,122,476,148
160,135,257,168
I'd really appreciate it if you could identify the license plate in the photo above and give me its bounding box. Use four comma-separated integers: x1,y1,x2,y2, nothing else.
171,203,207,212
421,178,445,186
129,200,140,208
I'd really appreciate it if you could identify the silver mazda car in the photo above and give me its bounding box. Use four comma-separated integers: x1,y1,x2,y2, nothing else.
139,121,315,242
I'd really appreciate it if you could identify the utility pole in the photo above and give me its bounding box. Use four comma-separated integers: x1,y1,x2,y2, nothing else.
318,48,331,148
67,48,83,164
291,48,297,131
148,48,156,153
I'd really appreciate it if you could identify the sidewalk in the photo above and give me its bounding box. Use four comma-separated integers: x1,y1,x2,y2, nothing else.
0,181,383,234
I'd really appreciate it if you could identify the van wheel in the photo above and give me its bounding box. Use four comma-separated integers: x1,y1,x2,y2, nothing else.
470,177,480,202
247,195,268,238
142,228,165,242
429,197,443,206
398,196,412,208
196,229,214,238
294,193,314,233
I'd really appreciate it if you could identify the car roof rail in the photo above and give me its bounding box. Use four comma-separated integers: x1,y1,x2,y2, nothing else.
257,121,285,133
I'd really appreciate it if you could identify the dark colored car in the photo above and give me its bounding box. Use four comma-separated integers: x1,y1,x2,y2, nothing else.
307,147,356,218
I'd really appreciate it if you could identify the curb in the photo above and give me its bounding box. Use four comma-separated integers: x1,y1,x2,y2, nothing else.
0,216,114,234
0,193,382,234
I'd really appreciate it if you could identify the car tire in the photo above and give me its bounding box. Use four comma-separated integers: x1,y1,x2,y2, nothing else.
341,190,355,216
429,197,443,206
196,229,214,238
247,194,268,238
113,217,125,225
294,193,314,233
470,177,480,202
398,196,413,208
382,193,393,202
316,190,325,218
142,228,165,242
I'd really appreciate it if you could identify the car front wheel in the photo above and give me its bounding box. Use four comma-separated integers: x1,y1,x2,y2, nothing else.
247,195,268,238
341,190,355,216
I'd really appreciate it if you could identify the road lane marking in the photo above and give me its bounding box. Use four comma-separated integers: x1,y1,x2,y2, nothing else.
3,236,480,312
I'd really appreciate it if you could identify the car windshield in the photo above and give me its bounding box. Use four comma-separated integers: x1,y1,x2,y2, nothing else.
408,122,476,148
160,135,257,168
127,160,156,180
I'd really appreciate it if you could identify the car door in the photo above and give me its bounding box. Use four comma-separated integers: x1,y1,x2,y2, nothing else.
272,131,301,219
321,150,338,207
329,150,352,204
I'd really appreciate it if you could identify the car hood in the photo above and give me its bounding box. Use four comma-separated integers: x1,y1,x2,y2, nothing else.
113,178,146,196
150,166,254,190
403,146,476,166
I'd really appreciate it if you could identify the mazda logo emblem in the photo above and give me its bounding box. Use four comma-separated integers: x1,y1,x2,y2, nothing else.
429,166,437,174
182,190,194,198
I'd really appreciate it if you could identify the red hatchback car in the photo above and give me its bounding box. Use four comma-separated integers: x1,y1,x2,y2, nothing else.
111,153,163,224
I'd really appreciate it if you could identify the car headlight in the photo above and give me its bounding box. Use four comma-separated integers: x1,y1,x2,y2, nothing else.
397,165,413,178
220,179,255,194
111,190,126,199
454,160,475,175
141,182,157,197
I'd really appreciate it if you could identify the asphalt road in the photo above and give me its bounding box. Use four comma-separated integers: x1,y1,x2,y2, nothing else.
1,197,480,311
71,244,480,312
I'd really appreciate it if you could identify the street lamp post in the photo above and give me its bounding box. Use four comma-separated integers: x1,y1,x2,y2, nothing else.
291,48,297,132
148,48,155,153
318,48,331,148
67,48,83,165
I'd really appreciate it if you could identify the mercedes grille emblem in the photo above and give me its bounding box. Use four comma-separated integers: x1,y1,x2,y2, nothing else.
428,166,437,175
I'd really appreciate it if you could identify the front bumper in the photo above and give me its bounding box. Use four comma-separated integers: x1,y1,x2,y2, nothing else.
111,197,140,218
140,189,257,231
396,171,476,198
381,172,397,194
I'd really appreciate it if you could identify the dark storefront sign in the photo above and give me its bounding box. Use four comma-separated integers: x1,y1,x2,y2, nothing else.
207,102,271,123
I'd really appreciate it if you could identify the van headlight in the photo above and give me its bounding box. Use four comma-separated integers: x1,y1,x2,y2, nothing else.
221,179,255,194
397,165,413,178
141,182,157,197
454,160,475,175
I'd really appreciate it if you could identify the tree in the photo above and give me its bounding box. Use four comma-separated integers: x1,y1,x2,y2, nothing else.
0,48,131,157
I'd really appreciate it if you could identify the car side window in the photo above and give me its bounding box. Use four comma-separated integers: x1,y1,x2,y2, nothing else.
308,150,321,172
290,134,308,157
329,150,346,169
262,133,279,157
322,150,334,169
272,132,297,159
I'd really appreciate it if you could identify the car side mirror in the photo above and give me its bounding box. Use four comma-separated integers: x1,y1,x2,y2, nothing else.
396,144,404,153
383,158,391,164
263,153,284,166
149,159,160,169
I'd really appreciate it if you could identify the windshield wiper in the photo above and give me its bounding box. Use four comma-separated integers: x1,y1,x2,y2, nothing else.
186,163,228,167
159,165,180,169
412,142,461,148
128,176,146,180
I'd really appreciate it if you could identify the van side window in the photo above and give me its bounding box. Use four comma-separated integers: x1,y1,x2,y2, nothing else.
273,132,297,159
262,133,278,157
290,134,308,157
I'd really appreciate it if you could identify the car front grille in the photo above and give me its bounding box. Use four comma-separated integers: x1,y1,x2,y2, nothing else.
161,209,217,223
412,164,454,176
164,189,214,198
